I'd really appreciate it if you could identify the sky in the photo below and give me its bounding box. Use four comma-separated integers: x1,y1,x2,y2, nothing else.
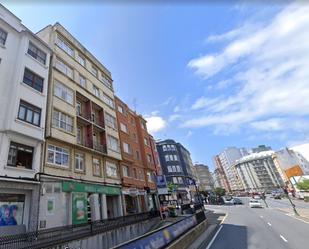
3,0,309,170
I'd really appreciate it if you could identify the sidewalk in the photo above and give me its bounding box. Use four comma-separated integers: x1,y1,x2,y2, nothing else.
277,207,309,221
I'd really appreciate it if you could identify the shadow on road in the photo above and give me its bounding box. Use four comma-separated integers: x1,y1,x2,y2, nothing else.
210,224,247,249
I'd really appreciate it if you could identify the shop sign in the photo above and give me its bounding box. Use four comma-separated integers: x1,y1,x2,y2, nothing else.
156,175,167,187
128,188,138,196
158,188,169,195
62,181,120,195
72,193,87,225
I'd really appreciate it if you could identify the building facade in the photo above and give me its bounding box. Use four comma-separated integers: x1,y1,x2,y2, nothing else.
36,23,123,229
156,139,195,204
212,155,231,192
115,97,160,215
213,147,248,192
0,5,51,235
233,151,284,192
193,164,214,191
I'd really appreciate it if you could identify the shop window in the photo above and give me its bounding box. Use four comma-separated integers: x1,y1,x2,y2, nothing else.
7,142,33,169
0,194,25,226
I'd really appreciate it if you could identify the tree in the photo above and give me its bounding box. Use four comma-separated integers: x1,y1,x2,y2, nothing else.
214,187,226,197
296,179,309,191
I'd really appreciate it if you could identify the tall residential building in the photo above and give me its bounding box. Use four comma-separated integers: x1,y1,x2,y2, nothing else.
273,148,309,183
115,97,160,215
194,164,214,191
0,5,51,235
36,23,123,229
156,139,195,204
213,155,231,191
214,147,248,192
234,151,284,192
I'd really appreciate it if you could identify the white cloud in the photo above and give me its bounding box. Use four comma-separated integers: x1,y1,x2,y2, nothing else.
173,106,180,112
186,130,193,138
183,3,309,137
145,116,167,133
169,114,182,122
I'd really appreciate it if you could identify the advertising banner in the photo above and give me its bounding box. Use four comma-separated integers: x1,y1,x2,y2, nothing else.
0,194,25,227
156,175,167,187
72,193,88,225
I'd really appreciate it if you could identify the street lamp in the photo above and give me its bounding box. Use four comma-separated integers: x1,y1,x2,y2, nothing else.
283,186,299,216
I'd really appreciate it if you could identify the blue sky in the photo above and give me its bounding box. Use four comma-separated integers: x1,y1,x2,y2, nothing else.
4,1,309,170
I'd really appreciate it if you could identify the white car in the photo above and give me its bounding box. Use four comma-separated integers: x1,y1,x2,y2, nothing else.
249,199,262,208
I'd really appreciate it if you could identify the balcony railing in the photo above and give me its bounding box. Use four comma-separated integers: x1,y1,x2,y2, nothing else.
93,141,107,154
76,110,91,121
0,211,160,249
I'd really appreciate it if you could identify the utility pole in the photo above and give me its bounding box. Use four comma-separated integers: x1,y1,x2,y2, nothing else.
284,186,299,216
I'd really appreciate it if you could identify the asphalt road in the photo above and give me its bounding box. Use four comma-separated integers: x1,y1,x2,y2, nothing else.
203,197,309,249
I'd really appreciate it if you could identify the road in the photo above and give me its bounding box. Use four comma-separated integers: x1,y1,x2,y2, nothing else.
203,197,309,249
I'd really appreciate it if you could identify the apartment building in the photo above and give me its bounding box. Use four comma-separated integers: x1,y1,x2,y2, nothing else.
156,139,196,204
36,23,123,229
115,97,149,214
193,164,214,191
212,155,231,192
234,151,284,192
0,5,51,235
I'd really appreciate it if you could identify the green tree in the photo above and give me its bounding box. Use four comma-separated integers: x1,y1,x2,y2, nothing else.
296,179,309,191
214,187,226,197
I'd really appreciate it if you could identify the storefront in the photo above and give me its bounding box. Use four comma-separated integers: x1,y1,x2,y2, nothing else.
122,188,147,214
146,189,158,211
0,179,40,235
39,179,122,229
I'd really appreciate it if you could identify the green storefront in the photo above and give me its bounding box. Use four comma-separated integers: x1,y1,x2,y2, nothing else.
62,181,121,224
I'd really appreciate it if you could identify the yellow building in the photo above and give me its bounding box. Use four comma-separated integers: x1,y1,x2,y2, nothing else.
36,23,123,229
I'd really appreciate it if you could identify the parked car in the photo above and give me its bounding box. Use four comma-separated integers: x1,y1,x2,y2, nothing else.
274,194,281,199
249,199,263,208
223,196,234,205
233,198,243,205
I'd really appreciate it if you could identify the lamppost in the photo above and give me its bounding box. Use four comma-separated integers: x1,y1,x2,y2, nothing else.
283,186,299,216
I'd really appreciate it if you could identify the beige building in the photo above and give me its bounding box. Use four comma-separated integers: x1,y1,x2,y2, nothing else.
36,23,123,229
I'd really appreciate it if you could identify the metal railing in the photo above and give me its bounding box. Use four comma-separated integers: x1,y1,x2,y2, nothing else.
0,211,160,249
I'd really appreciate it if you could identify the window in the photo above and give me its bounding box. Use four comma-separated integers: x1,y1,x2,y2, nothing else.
141,122,146,130
18,100,41,126
120,123,128,133
77,54,86,66
162,145,167,151
174,155,178,161
76,101,82,116
75,153,84,171
7,142,33,169
107,135,119,152
167,166,172,172
136,151,140,160
106,161,117,177
91,66,98,77
147,172,153,182
56,36,74,57
103,93,114,108
176,165,182,172
0,28,7,45
122,165,130,177
139,170,144,180
172,165,176,172
52,110,73,133
144,138,149,146
117,105,124,114
0,194,25,226
123,142,131,154
77,126,82,144
93,84,100,98
54,80,73,104
172,177,178,184
100,73,112,89
178,177,183,184
165,155,170,162
55,59,73,78
79,74,86,88
47,144,69,167
133,168,137,178
147,154,152,163
92,158,101,176
27,42,46,64
23,68,44,92
105,113,117,129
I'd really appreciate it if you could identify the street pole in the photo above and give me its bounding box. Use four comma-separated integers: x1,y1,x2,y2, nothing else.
283,186,299,216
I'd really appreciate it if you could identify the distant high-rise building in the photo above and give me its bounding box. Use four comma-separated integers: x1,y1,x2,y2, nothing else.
251,145,272,153
194,164,214,191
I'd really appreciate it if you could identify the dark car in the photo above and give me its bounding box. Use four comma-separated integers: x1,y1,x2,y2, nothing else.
233,198,243,205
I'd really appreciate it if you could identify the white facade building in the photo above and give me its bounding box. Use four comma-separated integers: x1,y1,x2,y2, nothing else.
234,151,284,192
0,5,51,235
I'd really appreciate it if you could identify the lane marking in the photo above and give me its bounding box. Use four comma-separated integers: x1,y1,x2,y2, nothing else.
267,222,272,226
280,235,288,242
206,225,223,249
220,213,228,225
